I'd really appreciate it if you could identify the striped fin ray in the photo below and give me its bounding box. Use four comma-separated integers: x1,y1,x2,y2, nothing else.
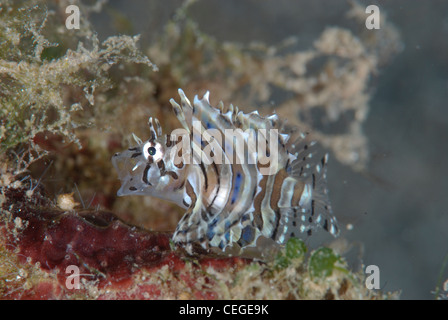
169,89,193,132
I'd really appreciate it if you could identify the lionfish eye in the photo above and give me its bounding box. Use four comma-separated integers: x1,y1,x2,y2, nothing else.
143,141,163,162
148,147,156,156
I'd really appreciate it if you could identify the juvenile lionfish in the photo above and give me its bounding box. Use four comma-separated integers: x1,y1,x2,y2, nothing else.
112,89,339,255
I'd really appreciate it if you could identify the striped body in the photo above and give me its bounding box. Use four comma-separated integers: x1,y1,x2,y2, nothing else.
112,89,339,255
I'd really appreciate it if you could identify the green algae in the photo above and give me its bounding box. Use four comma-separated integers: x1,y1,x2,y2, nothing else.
0,0,156,170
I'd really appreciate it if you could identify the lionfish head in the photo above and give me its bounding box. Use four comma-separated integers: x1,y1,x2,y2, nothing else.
112,117,185,202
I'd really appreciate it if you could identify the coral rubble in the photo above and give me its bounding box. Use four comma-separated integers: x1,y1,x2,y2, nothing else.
1,178,394,299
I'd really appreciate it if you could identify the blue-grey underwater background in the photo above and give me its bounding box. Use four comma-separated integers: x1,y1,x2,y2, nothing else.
91,0,448,299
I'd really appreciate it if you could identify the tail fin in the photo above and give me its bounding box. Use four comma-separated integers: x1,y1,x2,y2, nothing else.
278,152,339,243
308,153,339,236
